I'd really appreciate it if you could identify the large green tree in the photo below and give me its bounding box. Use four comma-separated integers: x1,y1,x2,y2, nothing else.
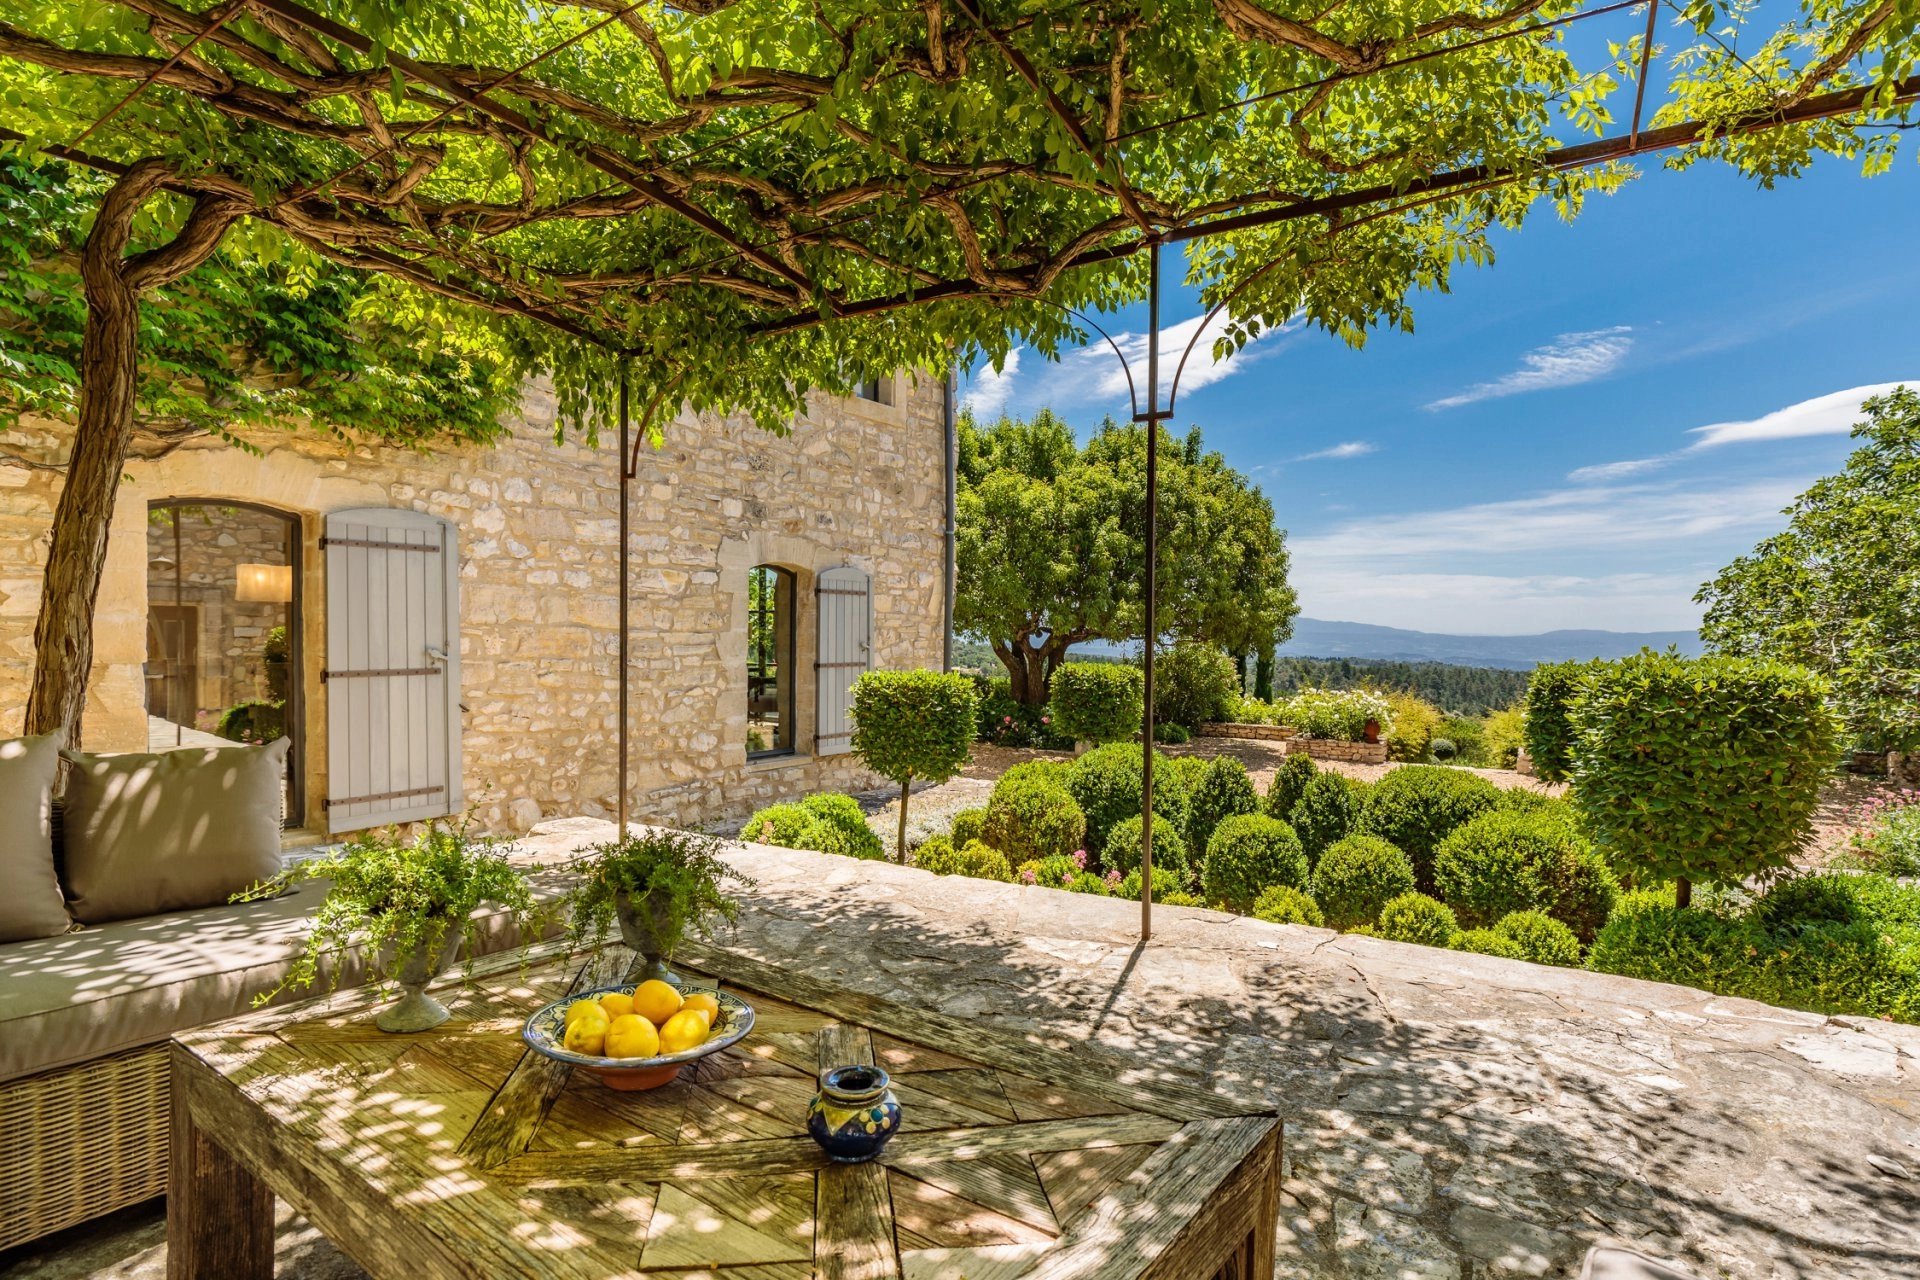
1696,387,1920,745
955,411,1297,703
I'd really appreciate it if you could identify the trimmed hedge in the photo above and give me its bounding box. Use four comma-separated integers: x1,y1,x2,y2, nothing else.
1265,752,1318,821
1288,771,1368,861
983,763,1086,862
1017,853,1111,895
1311,835,1416,930
1065,742,1192,862
1117,864,1188,902
1492,910,1582,966
1187,756,1262,854
1251,884,1325,927
1153,642,1240,730
1202,814,1308,912
1103,814,1189,881
1523,660,1594,783
741,802,809,847
1376,893,1458,948
950,807,987,847
1452,928,1524,959
1357,766,1501,890
743,793,885,860
1570,653,1843,894
914,836,1015,882
1432,809,1619,941
1050,662,1145,745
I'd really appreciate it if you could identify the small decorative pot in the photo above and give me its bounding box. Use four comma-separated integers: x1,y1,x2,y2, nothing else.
1363,717,1381,744
614,891,679,983
374,931,463,1033
807,1064,902,1163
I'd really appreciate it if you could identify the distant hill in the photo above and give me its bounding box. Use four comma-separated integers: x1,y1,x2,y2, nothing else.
1276,618,1703,670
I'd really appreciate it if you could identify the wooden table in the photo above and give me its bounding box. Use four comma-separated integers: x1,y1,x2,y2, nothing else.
169,942,1281,1279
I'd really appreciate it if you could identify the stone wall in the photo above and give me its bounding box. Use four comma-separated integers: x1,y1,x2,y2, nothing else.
1200,721,1296,742
1289,738,1389,764
0,374,949,833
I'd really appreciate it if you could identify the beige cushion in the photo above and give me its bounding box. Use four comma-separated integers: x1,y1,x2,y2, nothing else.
0,868,574,1083
0,733,69,943
59,738,290,925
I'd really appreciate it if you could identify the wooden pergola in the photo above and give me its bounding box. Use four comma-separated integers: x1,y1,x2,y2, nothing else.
6,0,1914,938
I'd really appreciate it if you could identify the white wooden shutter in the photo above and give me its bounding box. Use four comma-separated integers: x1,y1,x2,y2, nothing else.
323,508,462,832
814,566,871,756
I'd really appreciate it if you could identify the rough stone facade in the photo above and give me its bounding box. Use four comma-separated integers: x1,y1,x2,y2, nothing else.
0,374,949,832
1288,738,1390,765
1201,721,1296,742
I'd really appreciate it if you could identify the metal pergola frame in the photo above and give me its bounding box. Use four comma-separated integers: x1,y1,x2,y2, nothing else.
10,0,1917,941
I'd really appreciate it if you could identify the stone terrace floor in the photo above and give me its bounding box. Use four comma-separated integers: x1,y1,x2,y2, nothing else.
6,816,1916,1279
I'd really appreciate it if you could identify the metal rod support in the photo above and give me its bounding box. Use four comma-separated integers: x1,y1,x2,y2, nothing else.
1140,242,1161,945
618,370,631,837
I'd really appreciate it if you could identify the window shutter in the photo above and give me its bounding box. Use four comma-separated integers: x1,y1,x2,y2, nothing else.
814,566,871,756
323,508,462,832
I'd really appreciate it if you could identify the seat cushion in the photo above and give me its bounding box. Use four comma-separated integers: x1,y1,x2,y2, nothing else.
0,867,574,1083
0,733,69,943
59,738,290,924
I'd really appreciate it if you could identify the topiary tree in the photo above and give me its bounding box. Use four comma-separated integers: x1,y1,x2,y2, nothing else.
1570,652,1844,907
1065,742,1192,858
1432,809,1619,940
1153,642,1240,730
1050,663,1146,746
1187,756,1262,854
1312,835,1417,930
983,763,1087,863
1522,660,1595,783
1251,884,1325,927
1265,752,1319,821
1490,911,1581,966
851,669,979,861
1202,814,1308,912
1103,815,1190,882
1287,771,1368,862
1358,766,1501,890
1376,893,1459,948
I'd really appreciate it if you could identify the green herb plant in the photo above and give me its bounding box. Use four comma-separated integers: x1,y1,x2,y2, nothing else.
563,828,751,961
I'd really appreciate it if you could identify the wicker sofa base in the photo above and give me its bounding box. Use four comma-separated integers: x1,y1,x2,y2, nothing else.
0,1044,170,1252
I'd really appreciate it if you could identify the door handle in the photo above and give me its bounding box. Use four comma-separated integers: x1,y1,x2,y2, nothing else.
426,645,449,663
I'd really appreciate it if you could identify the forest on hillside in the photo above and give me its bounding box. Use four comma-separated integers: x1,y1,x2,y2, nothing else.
1266,656,1529,715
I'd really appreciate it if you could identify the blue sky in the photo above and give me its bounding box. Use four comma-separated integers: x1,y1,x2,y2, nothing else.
955,144,1919,636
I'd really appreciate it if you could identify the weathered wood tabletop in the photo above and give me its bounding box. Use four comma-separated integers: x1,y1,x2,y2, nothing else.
169,941,1281,1280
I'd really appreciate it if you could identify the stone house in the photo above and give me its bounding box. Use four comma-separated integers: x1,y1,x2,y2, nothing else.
0,373,953,834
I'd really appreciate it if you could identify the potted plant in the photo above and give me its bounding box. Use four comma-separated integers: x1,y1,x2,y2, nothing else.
235,814,542,1032
562,828,750,981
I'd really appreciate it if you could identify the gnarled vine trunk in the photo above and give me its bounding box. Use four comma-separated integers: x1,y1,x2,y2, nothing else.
24,162,242,745
991,633,1076,705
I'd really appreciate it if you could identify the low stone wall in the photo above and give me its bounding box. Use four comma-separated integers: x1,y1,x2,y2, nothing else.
1290,737,1389,765
1199,721,1295,742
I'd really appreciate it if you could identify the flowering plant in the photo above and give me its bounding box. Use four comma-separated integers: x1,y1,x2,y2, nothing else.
1843,789,1920,875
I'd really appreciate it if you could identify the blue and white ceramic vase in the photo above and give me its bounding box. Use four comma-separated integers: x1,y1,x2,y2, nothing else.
807,1064,902,1163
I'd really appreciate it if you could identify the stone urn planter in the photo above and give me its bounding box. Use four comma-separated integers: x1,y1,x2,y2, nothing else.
615,891,680,983
375,931,465,1033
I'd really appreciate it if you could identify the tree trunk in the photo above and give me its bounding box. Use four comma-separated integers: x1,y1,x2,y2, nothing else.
1675,876,1692,909
895,775,913,863
1254,645,1275,701
23,165,242,745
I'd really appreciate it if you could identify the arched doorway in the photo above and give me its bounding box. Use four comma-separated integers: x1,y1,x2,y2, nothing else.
145,500,304,824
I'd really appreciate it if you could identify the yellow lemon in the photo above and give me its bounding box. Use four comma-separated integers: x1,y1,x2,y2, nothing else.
597,990,635,1019
562,1015,608,1056
658,1009,711,1054
565,999,611,1029
633,979,684,1026
680,992,720,1028
604,1013,660,1060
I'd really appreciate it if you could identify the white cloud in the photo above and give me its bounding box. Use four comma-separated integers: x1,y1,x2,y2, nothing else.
1288,567,1709,634
1566,455,1676,484
1685,382,1910,448
1427,326,1634,410
1293,441,1377,462
958,348,1021,419
1016,311,1290,413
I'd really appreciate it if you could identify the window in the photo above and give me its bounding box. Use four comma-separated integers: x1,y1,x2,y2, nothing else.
146,501,302,824
747,565,795,756
853,376,890,405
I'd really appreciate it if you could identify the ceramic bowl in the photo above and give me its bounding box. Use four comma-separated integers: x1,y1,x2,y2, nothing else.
522,980,755,1090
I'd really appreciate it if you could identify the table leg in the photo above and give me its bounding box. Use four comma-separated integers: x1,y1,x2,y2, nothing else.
169,1053,273,1279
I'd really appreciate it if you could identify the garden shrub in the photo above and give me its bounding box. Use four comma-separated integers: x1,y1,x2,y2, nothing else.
1167,753,1211,792
1432,809,1619,940
1265,752,1318,821
1376,893,1458,948
1161,890,1207,908
915,837,1014,882
950,807,987,847
1438,716,1487,766
1383,691,1445,762
741,802,809,847
1570,653,1844,902
1276,687,1392,741
1754,872,1867,931
1482,705,1526,770
1251,884,1325,927
1288,771,1367,861
1155,722,1192,745
1202,814,1308,911
1852,873,1920,933
1312,835,1416,930
852,669,978,860
1187,756,1262,853
984,764,1086,862
1358,766,1501,889
971,674,1070,748
1844,792,1920,877
1429,738,1458,762
1153,642,1239,729
1452,928,1524,959
1050,663,1145,745
1117,864,1187,902
1103,814,1190,881
1494,787,1571,818
1492,911,1582,966
1523,660,1595,783
747,793,884,860
1065,742,1192,861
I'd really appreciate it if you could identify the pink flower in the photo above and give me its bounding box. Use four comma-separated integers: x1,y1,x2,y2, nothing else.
1071,849,1087,870
1003,715,1013,724
1103,870,1122,888
1042,716,1051,724
1019,869,1037,885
